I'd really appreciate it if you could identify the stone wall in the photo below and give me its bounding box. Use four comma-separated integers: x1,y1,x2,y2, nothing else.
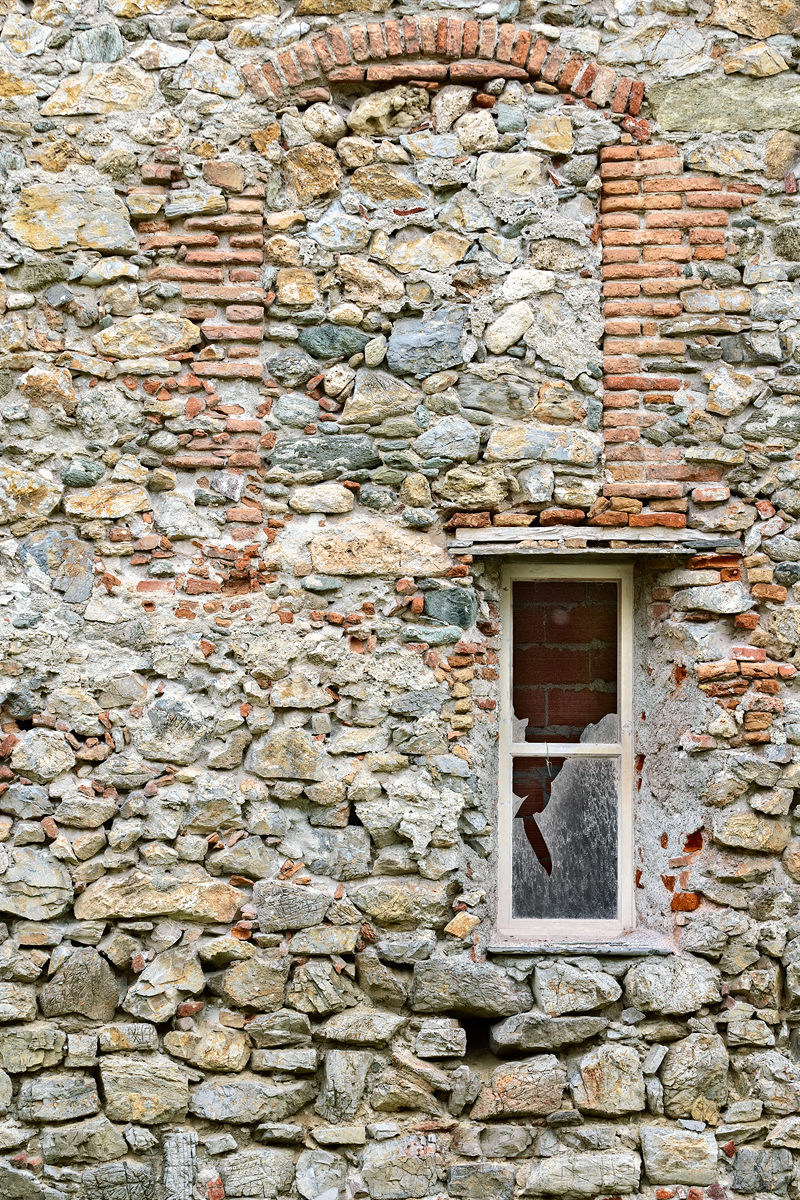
2,0,800,1196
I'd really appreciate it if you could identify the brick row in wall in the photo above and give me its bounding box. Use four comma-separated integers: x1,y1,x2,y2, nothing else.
241,19,644,118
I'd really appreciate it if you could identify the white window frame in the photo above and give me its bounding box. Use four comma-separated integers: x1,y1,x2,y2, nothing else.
497,561,635,942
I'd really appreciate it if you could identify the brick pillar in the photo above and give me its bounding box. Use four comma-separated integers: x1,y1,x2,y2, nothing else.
597,142,758,530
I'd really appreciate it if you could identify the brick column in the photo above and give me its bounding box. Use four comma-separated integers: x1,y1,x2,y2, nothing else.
597,142,758,531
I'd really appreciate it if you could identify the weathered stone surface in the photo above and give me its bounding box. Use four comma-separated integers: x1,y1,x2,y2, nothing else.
490,1010,608,1053
624,957,721,1014
164,1026,250,1073
310,520,450,577
408,959,532,1016
650,73,800,132
5,184,136,251
75,869,245,924
518,1152,641,1196
387,308,466,377
0,465,63,526
220,1148,296,1198
18,1072,100,1123
316,1048,373,1120
660,1033,729,1118
93,314,200,359
221,955,289,1011
0,1024,65,1073
99,1054,189,1124
40,1115,127,1164
533,961,621,1016
254,881,331,931
189,1076,316,1123
320,1008,406,1046
123,947,205,1023
640,1127,718,1185
471,1055,566,1118
361,1135,441,1199
0,848,73,921
40,948,118,1022
570,1045,645,1114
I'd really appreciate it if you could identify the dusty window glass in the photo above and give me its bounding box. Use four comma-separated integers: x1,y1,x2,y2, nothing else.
501,569,631,936
512,580,618,744
512,741,618,921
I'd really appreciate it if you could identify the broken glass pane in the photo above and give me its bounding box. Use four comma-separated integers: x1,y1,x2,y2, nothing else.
511,719,619,920
512,579,618,744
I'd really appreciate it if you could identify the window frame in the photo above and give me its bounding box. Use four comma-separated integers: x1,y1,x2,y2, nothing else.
497,560,635,942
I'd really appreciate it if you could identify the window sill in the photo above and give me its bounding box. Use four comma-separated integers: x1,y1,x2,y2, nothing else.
486,932,674,957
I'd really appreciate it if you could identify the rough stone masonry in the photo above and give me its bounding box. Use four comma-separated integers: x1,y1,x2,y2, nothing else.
4,0,800,1195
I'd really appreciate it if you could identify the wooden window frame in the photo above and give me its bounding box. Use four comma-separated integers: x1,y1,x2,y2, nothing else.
497,561,635,942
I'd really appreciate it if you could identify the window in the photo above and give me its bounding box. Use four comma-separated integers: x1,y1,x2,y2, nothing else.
498,563,634,941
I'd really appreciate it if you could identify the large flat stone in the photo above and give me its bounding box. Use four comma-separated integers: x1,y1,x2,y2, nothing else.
99,1054,189,1124
490,1011,608,1053
74,868,245,924
471,1055,566,1118
189,1076,316,1123
4,184,136,251
408,959,532,1016
518,1152,641,1197
640,1127,718,1185
649,73,800,132
310,519,450,577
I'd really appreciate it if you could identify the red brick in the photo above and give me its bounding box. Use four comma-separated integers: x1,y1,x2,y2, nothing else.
383,21,403,55
311,36,335,72
605,338,683,356
604,482,683,498
589,511,630,526
462,19,479,55
366,21,386,57
612,76,633,113
367,63,448,81
686,192,742,208
643,176,720,192
183,284,263,302
591,66,617,105
732,646,766,662
697,659,739,680
693,246,726,260
558,53,583,90
140,233,219,250
603,248,640,262
185,250,263,264
603,282,641,298
276,50,302,86
496,22,515,61
436,17,448,54
628,80,645,115
603,229,682,245
349,24,369,60
689,228,726,244
643,246,690,261
602,180,639,196
602,262,680,279
573,61,598,96
604,428,640,443
450,61,527,81
602,196,682,213
327,26,351,64
294,43,320,79
447,16,464,56
752,584,788,603
511,29,533,68
605,318,641,333
201,322,263,342
402,16,420,54
539,507,585,525
639,145,681,159
646,211,730,227
328,64,363,83
151,266,224,283
629,512,686,527
479,19,497,57
527,35,549,75
603,355,641,372
137,580,174,592
601,214,639,228
542,45,566,83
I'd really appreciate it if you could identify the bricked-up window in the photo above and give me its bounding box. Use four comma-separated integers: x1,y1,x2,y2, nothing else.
498,563,634,940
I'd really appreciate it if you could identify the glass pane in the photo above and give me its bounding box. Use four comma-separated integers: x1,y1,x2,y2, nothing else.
512,580,618,744
511,749,619,921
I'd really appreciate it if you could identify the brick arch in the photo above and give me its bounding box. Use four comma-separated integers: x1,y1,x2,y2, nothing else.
241,18,645,119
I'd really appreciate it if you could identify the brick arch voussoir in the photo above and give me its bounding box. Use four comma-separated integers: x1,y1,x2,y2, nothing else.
241,17,646,124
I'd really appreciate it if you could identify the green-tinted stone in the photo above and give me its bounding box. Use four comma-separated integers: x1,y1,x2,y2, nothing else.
298,324,370,360
423,588,477,629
